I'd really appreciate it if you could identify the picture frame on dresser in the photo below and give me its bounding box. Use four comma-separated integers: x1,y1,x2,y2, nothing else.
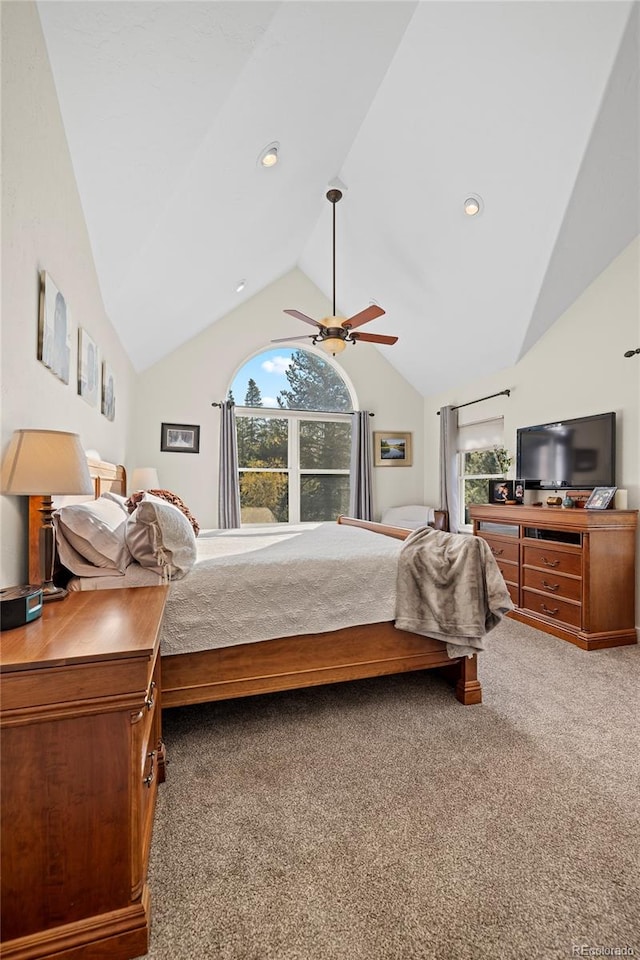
584,486,617,510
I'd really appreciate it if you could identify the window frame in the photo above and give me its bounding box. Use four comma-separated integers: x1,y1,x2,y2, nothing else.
236,405,352,524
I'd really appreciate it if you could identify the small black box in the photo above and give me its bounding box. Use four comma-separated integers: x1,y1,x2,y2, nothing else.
0,585,44,631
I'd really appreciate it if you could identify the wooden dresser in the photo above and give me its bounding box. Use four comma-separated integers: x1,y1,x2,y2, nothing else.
470,504,638,649
0,586,168,960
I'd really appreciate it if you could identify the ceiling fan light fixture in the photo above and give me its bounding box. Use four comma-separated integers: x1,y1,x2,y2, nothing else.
258,142,279,168
464,195,482,216
321,337,347,356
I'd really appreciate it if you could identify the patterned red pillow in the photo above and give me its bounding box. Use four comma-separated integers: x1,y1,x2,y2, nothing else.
126,489,200,536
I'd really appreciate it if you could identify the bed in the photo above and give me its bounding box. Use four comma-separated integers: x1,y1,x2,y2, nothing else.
29,458,483,709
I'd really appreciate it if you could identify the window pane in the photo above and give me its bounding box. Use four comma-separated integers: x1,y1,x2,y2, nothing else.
464,449,501,474
240,471,288,523
463,478,492,524
300,475,350,522
237,417,287,468
300,420,351,470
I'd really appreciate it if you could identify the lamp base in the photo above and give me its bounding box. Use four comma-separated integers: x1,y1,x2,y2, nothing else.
41,582,68,603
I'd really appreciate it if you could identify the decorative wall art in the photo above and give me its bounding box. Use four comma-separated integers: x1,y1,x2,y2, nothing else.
38,271,71,384
78,329,99,407
374,431,412,467
161,423,200,454
101,361,116,421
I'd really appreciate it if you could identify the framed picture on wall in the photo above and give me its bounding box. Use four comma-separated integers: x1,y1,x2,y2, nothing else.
161,422,200,454
38,271,71,384
101,361,116,421
373,431,412,467
78,328,99,406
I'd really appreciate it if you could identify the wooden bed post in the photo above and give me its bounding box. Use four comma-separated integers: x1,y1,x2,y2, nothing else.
454,655,482,705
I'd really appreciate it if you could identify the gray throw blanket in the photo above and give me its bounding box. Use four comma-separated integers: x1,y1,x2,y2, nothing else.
394,526,514,658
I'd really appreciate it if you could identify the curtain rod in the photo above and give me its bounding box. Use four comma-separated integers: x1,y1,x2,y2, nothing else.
212,402,374,416
436,389,510,415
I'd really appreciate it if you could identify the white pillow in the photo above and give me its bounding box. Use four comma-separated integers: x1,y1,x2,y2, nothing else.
55,498,131,572
125,496,197,581
99,491,129,514
53,517,126,578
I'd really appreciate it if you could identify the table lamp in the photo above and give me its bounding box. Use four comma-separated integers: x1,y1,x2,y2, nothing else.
1,429,93,601
131,467,159,492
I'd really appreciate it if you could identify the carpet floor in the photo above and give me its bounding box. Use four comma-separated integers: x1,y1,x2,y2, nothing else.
140,618,640,960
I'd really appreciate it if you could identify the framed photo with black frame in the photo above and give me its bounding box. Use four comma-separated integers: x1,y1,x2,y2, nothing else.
160,422,200,454
489,479,513,504
584,486,617,510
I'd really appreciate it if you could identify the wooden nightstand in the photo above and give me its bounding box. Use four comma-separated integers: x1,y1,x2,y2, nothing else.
0,586,169,960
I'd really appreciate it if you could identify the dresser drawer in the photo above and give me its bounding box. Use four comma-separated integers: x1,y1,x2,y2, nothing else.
523,567,581,602
479,535,519,563
522,589,581,628
523,544,582,577
495,558,519,586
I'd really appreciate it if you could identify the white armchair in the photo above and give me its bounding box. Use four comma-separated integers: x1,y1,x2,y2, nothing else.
381,505,448,531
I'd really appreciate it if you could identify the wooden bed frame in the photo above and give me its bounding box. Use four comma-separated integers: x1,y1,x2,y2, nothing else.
29,461,481,709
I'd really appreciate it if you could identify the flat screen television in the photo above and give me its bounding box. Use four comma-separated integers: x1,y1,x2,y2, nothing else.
516,412,616,490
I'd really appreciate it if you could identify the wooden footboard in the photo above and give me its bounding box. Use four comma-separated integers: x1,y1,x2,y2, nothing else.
161,621,481,709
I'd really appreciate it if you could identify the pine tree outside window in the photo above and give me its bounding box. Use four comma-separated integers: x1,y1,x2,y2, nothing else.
232,349,355,524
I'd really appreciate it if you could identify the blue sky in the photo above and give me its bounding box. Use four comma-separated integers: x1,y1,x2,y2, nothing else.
230,348,297,408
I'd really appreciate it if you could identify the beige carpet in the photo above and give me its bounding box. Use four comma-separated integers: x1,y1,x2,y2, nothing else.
141,618,640,960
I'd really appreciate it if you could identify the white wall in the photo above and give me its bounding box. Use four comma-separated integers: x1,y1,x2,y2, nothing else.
424,236,640,617
132,268,425,528
0,2,135,587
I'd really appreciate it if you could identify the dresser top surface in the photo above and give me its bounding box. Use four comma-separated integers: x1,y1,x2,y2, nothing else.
0,587,168,672
470,503,638,530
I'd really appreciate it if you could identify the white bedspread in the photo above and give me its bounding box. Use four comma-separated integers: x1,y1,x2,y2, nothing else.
161,522,401,655
71,522,403,655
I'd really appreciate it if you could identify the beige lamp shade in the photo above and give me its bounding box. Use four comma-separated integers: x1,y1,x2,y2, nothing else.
131,467,159,491
0,429,93,495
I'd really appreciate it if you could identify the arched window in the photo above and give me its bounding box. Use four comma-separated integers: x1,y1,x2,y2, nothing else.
230,347,356,524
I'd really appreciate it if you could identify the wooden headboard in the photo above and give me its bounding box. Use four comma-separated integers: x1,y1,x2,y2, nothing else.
28,457,126,585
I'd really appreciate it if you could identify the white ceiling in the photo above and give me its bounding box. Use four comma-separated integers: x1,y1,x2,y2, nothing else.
37,1,639,397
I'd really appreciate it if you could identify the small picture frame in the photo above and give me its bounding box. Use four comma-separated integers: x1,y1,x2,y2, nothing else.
374,431,412,467
38,271,71,384
584,486,617,510
101,361,116,421
514,479,525,504
490,479,513,504
78,328,99,407
161,422,200,454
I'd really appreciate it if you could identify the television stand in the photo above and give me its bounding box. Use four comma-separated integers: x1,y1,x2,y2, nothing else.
470,504,637,649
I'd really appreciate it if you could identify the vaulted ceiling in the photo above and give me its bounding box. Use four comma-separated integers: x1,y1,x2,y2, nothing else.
37,1,639,397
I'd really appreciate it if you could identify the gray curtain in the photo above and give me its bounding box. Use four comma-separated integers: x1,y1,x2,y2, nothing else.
349,411,373,520
218,400,241,529
439,404,459,533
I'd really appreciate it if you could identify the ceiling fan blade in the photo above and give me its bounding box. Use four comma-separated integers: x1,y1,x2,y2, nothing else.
271,335,315,343
283,309,323,329
351,332,398,345
344,304,386,330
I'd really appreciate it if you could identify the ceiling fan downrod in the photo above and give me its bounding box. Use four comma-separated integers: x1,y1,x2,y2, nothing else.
326,188,342,318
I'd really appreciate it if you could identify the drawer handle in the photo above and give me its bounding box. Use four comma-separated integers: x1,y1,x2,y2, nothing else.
541,603,559,616
541,557,560,568
491,547,504,557
541,580,560,593
143,750,156,788
145,680,156,711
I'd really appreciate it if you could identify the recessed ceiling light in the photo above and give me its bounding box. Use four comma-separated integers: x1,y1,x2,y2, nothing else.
464,195,482,216
235,279,246,293
258,142,279,168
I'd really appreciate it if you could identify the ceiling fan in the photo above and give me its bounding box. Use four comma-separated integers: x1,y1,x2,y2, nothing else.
272,188,398,356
